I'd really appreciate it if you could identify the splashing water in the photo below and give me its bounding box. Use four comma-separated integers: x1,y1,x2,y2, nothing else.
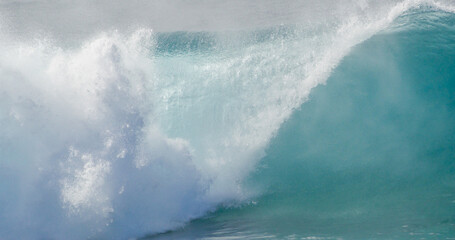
0,0,455,239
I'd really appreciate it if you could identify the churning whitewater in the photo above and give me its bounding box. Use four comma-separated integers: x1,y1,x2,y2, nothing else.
1,0,455,239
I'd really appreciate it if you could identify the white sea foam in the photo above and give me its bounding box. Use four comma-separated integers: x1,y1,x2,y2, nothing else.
0,0,454,239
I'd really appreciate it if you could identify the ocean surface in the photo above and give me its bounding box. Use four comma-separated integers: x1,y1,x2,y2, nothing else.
0,1,455,239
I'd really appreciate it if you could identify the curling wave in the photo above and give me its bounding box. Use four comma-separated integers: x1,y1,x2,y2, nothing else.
0,0,454,239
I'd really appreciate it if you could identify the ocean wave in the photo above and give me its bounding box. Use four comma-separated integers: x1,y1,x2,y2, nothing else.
0,1,454,239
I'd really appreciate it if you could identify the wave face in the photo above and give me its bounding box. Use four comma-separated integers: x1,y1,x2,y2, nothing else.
151,8,455,240
0,1,455,239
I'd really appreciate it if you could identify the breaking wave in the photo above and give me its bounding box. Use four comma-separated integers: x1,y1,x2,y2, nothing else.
0,0,454,239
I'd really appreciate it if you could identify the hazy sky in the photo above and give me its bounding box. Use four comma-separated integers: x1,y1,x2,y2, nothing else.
0,0,347,41
3,0,442,44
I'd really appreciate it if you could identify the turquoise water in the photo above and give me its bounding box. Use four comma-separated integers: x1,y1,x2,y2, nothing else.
1,2,455,240
149,9,455,240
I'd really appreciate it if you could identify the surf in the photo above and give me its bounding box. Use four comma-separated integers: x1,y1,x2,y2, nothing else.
0,1,454,239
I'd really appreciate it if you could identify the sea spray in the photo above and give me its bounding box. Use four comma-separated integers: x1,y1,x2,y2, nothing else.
1,1,455,239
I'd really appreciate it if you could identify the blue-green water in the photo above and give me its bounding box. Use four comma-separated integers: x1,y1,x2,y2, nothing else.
1,2,455,240
149,10,455,240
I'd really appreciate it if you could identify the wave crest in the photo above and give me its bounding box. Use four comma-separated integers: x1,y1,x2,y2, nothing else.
0,1,454,239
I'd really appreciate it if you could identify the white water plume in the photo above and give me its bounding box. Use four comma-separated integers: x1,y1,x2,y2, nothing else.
0,0,454,239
